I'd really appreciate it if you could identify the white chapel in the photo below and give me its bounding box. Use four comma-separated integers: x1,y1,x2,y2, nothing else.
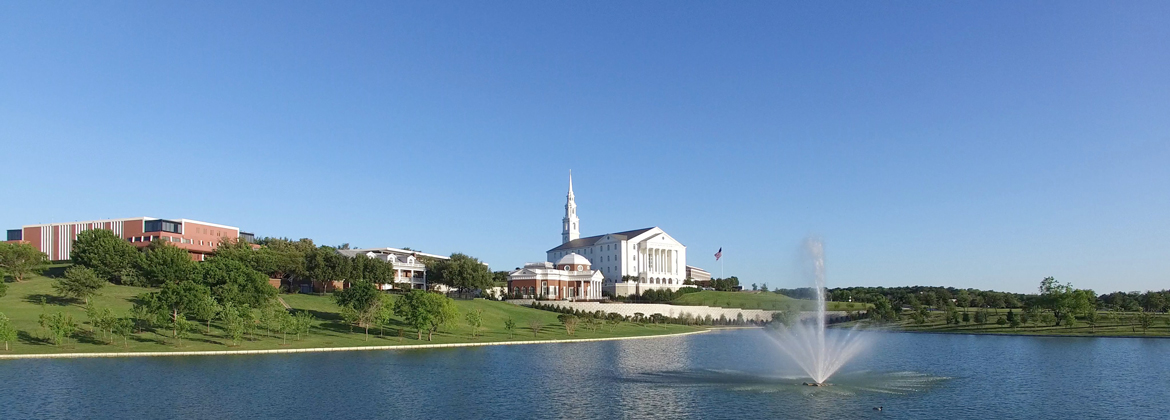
545,173,688,297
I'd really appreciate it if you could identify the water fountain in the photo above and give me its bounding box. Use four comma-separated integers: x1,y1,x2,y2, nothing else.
766,238,871,386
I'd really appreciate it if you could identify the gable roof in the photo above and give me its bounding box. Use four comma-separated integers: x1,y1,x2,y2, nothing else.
547,227,656,252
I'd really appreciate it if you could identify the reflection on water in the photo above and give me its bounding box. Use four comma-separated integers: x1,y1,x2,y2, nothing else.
630,369,949,396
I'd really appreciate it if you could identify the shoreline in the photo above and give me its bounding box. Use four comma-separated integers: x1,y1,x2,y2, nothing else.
0,329,713,361
879,327,1170,340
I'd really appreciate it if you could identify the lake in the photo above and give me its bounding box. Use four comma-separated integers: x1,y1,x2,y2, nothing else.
1,329,1168,419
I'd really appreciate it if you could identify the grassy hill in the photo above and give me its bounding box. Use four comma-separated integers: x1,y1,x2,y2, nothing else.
0,274,698,355
671,291,866,312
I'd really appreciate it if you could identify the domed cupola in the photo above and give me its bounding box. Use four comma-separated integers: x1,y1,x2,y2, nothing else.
556,253,591,272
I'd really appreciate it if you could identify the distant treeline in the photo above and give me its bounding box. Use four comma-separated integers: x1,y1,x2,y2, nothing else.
771,285,1170,313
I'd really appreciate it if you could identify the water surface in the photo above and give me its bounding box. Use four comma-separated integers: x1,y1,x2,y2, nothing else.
1,329,1168,419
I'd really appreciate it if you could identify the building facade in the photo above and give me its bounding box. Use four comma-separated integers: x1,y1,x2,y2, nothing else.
6,217,250,261
543,174,688,297
337,247,442,290
686,265,712,283
508,254,604,300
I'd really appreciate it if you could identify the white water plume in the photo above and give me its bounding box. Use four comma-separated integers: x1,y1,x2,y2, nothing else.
766,237,871,384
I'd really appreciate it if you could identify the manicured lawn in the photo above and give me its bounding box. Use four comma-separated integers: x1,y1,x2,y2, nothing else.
0,276,700,355
851,308,1170,337
671,290,867,312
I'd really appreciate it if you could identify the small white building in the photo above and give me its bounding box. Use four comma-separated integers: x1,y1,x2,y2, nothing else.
508,254,604,300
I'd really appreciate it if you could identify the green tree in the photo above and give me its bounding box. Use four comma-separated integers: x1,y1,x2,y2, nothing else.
112,317,134,348
39,311,77,346
1084,309,1100,333
85,302,114,343
71,229,143,283
870,296,897,323
427,253,494,295
192,294,222,334
465,309,484,338
146,281,213,338
172,314,193,347
1136,310,1154,334
201,257,277,308
219,302,246,345
770,311,795,328
54,266,106,304
333,281,383,340
1038,277,1094,326
139,241,201,286
393,290,458,341
996,315,1007,326
558,314,578,335
504,318,516,339
1007,309,1020,328
292,311,314,341
0,313,16,351
0,242,49,282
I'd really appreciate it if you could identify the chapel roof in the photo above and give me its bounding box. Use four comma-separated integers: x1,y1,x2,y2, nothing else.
547,227,656,252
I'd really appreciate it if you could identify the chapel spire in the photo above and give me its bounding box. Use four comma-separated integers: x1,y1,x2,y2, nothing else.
562,171,580,244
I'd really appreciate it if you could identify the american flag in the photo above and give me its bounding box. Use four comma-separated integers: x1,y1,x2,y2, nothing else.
714,247,722,261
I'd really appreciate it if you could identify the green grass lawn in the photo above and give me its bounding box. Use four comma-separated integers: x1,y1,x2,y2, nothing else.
0,275,700,355
671,290,867,312
853,308,1170,337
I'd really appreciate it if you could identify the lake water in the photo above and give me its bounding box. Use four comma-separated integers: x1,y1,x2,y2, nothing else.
2,329,1168,419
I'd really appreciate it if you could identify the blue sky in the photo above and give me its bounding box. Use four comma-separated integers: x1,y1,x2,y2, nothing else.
2,1,1167,294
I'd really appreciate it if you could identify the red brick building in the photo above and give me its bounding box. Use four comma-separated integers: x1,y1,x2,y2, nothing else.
6,217,253,261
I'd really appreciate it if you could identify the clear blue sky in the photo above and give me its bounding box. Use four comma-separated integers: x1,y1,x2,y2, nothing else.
2,1,1167,294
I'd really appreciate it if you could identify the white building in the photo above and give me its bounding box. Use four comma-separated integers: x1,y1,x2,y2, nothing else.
507,254,604,300
545,173,688,297
337,247,445,290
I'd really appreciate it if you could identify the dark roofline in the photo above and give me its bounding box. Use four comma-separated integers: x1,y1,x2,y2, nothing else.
546,227,656,252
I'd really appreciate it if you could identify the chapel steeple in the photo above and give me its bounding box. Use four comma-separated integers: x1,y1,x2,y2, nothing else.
562,171,580,244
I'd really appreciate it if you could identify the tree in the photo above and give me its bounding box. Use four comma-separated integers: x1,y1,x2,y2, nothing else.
0,313,16,351
504,319,516,339
558,314,578,335
220,302,246,345
751,283,758,291
1038,277,1094,326
306,246,349,294
0,242,49,282
201,257,278,308
333,281,383,340
428,253,494,295
528,319,543,337
996,315,1007,326
1136,310,1154,334
172,314,193,347
1083,309,1099,332
85,302,115,343
192,294,222,334
1007,310,1020,329
54,266,106,304
292,311,314,341
771,311,795,328
139,241,201,286
147,281,213,338
71,229,142,283
465,309,484,338
393,290,459,341
870,296,897,323
112,317,134,348
39,311,77,346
